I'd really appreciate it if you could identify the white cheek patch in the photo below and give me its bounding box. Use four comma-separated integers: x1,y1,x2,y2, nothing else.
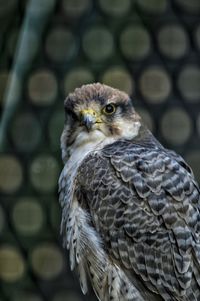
67,129,116,170
117,120,141,140
74,130,106,148
62,117,141,164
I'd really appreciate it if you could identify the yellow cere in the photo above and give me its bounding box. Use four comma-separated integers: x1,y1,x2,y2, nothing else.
80,108,97,116
80,109,102,123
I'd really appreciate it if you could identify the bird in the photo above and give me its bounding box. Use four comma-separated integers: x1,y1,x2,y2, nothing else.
58,83,200,301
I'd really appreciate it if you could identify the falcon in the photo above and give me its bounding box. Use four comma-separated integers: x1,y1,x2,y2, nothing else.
59,83,200,301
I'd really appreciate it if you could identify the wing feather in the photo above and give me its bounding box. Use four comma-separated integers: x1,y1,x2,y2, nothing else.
77,139,200,301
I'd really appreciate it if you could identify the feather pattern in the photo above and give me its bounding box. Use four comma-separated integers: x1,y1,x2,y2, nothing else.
76,138,200,301
59,83,200,301
59,144,150,301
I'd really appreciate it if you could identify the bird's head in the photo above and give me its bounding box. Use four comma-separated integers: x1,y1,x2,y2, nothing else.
61,83,141,161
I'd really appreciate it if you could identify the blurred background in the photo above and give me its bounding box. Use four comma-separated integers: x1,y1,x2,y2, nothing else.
0,0,200,300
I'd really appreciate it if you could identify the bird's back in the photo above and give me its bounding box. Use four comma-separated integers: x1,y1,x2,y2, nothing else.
75,138,200,301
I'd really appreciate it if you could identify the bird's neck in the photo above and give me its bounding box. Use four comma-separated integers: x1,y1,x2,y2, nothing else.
134,124,164,149
66,130,116,170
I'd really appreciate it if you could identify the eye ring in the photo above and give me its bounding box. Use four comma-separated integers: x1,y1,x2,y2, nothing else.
102,103,116,115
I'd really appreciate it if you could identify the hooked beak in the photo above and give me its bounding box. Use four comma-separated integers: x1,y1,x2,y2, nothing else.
80,109,97,131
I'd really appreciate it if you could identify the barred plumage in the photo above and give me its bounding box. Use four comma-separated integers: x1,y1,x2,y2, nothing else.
59,83,200,301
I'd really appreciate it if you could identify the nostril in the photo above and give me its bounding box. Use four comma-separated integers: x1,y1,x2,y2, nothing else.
80,113,96,131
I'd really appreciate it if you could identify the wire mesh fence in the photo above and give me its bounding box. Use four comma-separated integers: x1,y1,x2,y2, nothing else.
0,0,200,300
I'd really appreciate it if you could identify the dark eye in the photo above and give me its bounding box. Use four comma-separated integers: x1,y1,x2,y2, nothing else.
102,103,116,115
